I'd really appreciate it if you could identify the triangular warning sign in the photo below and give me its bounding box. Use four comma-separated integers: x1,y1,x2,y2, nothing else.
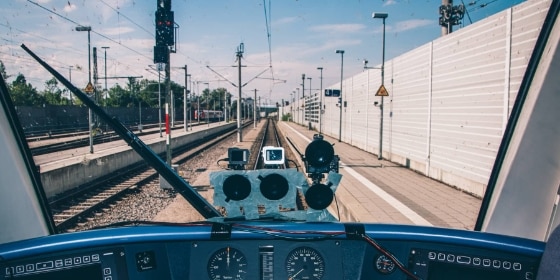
375,84,389,96
84,82,94,93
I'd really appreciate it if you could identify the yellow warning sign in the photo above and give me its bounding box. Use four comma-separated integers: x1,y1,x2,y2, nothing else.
84,82,94,93
375,84,389,96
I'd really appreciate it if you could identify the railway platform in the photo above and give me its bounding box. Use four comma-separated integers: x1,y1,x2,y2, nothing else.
154,120,481,230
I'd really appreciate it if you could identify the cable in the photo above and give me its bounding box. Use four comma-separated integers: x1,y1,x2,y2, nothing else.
99,0,154,37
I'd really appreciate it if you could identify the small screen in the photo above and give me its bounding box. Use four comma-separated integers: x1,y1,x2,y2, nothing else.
12,264,103,280
266,150,282,160
230,150,246,162
428,262,518,280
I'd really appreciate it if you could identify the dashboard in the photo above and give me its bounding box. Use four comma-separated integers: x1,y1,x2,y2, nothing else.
0,222,544,280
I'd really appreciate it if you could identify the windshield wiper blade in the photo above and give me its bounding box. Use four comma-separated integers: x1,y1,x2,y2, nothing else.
21,44,222,219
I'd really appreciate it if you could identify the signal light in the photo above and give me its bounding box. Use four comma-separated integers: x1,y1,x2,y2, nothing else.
155,9,174,46
304,135,336,174
153,45,169,64
222,174,251,202
305,183,334,210
258,173,289,201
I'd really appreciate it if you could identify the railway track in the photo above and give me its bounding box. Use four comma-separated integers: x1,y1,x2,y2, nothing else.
30,122,209,156
50,122,253,232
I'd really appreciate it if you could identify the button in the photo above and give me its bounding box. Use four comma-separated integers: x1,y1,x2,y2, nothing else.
493,260,501,268
64,258,72,266
503,261,511,270
92,254,100,262
428,252,436,260
74,257,81,264
36,261,53,270
16,266,24,273
526,272,534,280
473,258,481,266
104,268,111,275
83,256,91,263
437,253,445,261
446,254,455,262
55,260,63,268
25,264,34,272
483,259,491,267
104,276,112,280
5,267,12,275
457,256,471,264
513,262,522,271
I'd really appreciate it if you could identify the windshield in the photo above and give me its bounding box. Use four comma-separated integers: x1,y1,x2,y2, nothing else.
0,0,545,235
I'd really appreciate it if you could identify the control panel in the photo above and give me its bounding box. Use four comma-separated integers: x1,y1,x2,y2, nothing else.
408,247,540,280
1,247,127,280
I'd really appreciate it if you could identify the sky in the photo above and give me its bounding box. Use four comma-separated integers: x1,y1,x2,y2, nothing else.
0,0,525,105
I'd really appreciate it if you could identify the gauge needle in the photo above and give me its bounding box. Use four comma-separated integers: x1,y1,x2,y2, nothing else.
289,268,304,280
227,247,231,268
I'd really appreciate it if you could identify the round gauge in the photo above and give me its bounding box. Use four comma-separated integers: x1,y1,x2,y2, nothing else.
285,246,325,280
375,254,395,274
207,247,248,280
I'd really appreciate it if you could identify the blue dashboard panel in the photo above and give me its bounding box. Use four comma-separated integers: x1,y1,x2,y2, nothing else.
0,223,545,280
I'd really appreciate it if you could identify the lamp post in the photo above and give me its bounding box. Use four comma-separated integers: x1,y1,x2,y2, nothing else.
373,12,388,160
296,87,300,124
336,49,345,142
290,92,293,122
186,74,191,130
101,46,109,102
317,67,323,134
75,25,94,153
301,74,306,98
204,82,210,127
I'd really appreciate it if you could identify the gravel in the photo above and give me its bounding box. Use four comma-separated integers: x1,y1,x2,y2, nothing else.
69,127,255,232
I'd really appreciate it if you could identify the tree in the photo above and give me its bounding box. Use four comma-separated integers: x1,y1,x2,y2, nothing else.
0,60,9,81
9,74,44,106
43,77,69,105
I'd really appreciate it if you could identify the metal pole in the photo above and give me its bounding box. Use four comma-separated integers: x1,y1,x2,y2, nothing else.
317,67,323,134
336,50,344,142
205,83,210,127
308,77,312,126
102,47,109,101
158,64,162,137
165,50,172,166
87,29,93,153
237,45,243,142
296,88,299,124
254,89,257,127
379,17,386,160
183,65,188,132
69,66,73,105
301,74,306,99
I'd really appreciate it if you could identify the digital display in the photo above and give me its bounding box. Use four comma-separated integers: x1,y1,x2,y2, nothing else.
9,264,103,280
266,150,282,160
428,262,519,280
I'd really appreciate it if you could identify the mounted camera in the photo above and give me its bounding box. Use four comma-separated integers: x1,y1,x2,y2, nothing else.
227,147,250,170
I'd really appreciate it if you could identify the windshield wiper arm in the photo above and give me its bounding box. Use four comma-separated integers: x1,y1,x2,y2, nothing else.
21,44,221,219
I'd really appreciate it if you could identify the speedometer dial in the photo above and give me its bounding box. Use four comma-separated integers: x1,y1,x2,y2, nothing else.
285,246,325,280
207,247,248,280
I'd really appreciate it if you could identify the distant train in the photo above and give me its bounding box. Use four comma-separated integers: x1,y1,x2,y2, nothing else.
194,110,223,122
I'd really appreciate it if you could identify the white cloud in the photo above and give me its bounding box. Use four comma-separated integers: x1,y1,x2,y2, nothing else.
63,3,77,13
383,0,398,6
309,24,366,34
393,19,433,32
100,26,136,36
273,17,298,26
